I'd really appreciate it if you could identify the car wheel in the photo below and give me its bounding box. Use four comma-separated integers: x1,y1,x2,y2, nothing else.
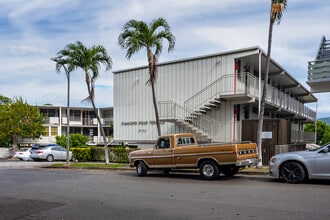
222,166,239,177
136,161,147,177
199,160,220,180
280,161,306,184
46,155,54,162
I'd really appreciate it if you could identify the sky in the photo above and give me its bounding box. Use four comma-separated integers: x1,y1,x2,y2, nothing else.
0,0,330,118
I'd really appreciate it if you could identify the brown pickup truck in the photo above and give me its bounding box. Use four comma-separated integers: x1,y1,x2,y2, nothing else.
129,133,259,180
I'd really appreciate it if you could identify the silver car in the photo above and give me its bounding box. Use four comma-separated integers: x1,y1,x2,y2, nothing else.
30,144,72,162
14,148,33,161
269,143,330,183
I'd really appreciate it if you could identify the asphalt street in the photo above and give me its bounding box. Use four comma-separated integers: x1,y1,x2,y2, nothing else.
1,161,330,220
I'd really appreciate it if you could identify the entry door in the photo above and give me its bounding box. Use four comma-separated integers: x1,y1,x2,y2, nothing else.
152,137,174,168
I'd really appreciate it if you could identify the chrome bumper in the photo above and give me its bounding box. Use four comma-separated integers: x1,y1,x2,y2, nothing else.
236,158,260,167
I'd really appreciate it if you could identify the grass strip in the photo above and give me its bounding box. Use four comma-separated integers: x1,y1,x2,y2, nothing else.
51,163,128,169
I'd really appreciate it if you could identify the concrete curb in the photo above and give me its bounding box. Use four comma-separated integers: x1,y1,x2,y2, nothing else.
47,165,269,176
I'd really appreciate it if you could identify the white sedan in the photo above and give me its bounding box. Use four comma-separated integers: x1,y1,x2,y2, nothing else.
269,142,330,183
14,148,33,161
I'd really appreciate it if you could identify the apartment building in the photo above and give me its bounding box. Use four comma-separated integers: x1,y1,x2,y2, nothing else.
22,105,113,145
113,46,317,161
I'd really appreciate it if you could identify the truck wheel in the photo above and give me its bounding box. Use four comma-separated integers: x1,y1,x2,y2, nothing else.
199,161,220,180
136,161,147,177
222,166,239,177
280,161,305,184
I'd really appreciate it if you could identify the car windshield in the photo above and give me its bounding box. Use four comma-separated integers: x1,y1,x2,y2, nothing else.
309,142,330,151
19,148,29,152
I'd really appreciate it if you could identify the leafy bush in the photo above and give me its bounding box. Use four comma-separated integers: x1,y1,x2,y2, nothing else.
70,146,138,163
70,134,88,147
109,147,130,163
56,134,88,148
71,148,92,162
90,147,105,161
55,135,66,147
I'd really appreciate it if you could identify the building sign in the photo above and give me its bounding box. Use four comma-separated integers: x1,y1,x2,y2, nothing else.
121,120,164,126
261,131,272,139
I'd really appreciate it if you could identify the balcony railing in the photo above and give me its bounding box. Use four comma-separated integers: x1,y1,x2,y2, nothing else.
291,130,315,143
308,59,330,81
185,73,316,120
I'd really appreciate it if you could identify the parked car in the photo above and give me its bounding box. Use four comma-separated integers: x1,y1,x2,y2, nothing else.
30,144,72,162
14,148,33,161
269,142,330,183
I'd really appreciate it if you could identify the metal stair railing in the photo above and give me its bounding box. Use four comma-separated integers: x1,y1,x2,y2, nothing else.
184,73,258,111
158,101,222,140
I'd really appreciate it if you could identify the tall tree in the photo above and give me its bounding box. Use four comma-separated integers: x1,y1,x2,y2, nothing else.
118,18,175,136
0,95,11,104
51,54,73,164
53,41,112,164
257,0,287,167
304,121,330,145
0,97,44,151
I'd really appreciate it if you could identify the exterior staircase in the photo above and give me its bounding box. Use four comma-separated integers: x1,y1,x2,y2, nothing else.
159,73,253,141
158,101,221,142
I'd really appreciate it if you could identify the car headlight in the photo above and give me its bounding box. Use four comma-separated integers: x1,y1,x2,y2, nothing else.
270,157,276,164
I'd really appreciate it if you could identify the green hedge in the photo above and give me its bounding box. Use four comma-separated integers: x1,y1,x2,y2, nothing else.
71,147,137,163
71,148,92,162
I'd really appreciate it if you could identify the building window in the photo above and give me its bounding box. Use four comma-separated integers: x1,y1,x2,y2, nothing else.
43,126,49,136
70,110,81,121
51,127,58,136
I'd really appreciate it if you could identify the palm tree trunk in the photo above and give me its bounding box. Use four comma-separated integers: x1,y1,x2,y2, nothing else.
90,100,110,164
151,82,161,136
84,72,110,164
257,17,274,168
65,69,70,165
147,50,161,137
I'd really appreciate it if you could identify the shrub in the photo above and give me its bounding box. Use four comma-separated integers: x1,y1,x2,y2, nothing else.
109,147,130,163
71,148,92,162
70,134,88,147
55,134,88,148
90,147,105,161
70,146,138,163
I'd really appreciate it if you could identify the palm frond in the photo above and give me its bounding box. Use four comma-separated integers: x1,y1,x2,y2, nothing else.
271,0,287,24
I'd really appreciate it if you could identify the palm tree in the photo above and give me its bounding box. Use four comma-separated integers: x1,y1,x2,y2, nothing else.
257,0,287,167
118,18,175,136
53,41,112,164
51,55,73,165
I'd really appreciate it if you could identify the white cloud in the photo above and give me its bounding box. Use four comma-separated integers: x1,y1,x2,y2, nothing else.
9,45,48,55
0,0,329,117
